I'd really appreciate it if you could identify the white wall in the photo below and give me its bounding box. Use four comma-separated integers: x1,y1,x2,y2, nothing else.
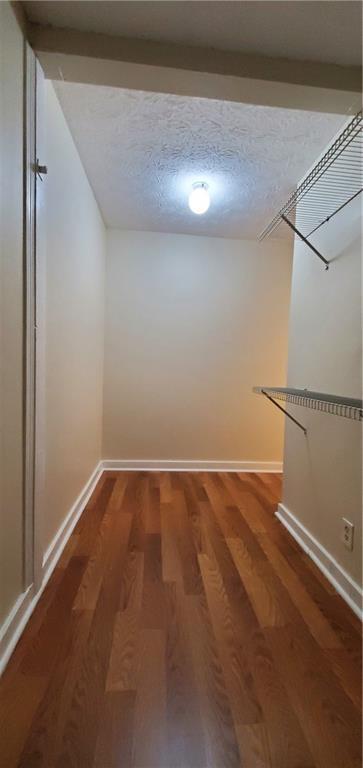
0,3,25,625
43,81,106,553
103,229,292,464
281,193,362,591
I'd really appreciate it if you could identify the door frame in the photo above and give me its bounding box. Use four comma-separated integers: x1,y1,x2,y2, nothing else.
23,41,36,591
24,44,46,591
33,56,47,590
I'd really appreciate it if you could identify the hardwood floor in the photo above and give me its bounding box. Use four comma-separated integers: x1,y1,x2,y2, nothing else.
0,471,361,767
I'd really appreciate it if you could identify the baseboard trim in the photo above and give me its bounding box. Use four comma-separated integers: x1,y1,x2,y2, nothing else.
42,461,103,574
102,459,283,473
276,503,363,620
0,585,35,674
0,461,103,676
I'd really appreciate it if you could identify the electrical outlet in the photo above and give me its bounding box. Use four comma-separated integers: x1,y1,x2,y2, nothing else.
342,518,354,551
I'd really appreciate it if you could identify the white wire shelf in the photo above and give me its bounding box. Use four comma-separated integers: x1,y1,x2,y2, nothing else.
254,386,363,434
258,112,363,270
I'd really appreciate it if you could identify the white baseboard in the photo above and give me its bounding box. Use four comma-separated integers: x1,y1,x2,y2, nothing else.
276,503,363,620
102,459,283,473
0,585,36,675
42,461,103,574
0,461,103,676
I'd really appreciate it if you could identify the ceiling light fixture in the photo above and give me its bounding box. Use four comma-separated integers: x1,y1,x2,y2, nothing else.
188,182,210,215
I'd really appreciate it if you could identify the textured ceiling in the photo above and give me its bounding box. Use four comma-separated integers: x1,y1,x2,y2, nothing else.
54,81,346,238
25,1,362,66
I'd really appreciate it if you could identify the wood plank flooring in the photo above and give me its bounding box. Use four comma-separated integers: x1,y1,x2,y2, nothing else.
0,471,361,767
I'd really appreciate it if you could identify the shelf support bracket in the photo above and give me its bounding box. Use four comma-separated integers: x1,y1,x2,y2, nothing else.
281,214,330,270
262,389,307,434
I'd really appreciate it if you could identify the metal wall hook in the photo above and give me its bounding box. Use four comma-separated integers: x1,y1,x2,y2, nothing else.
33,159,48,181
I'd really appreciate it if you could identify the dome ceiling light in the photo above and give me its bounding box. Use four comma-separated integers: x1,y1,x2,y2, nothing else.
188,182,210,215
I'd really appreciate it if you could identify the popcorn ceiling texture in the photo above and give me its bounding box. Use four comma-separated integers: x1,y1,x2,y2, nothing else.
54,81,345,239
